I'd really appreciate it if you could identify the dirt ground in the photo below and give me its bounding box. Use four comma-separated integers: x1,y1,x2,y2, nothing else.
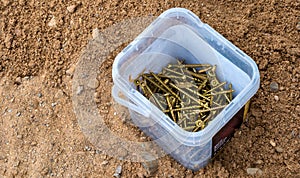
1,0,299,177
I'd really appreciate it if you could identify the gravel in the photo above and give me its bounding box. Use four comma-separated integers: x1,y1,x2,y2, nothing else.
113,165,122,177
15,77,22,84
246,168,263,175
48,16,57,27
255,160,264,165
16,112,21,117
270,81,279,92
84,146,92,151
141,152,158,175
67,5,77,13
297,22,300,30
37,93,43,98
92,28,100,39
270,140,276,147
275,147,284,153
66,65,75,76
101,160,108,166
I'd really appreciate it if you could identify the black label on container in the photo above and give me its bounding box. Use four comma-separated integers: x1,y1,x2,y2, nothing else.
212,107,244,157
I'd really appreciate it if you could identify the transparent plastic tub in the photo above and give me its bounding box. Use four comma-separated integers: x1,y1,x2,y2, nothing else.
112,8,260,170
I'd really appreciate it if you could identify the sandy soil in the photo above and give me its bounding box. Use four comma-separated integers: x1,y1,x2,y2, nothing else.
1,0,299,177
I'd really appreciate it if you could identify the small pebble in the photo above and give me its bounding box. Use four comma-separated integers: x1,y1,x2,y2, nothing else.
101,160,108,166
84,146,92,151
113,165,122,177
67,5,77,13
41,167,49,176
291,130,297,138
274,95,279,101
113,173,120,178
76,85,84,95
92,28,100,39
23,76,30,81
279,86,284,91
270,140,276,147
115,165,122,174
140,136,147,140
51,103,57,107
87,78,100,89
247,168,263,175
297,22,300,30
16,112,21,117
15,77,22,84
269,81,279,92
37,93,43,98
48,16,57,27
256,159,264,165
66,65,75,76
141,152,158,175
13,160,20,167
275,146,284,153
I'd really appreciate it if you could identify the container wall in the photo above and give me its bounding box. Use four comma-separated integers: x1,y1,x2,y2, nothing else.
130,109,212,171
112,8,260,171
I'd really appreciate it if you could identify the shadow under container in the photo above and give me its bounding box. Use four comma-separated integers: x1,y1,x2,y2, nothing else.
112,8,260,171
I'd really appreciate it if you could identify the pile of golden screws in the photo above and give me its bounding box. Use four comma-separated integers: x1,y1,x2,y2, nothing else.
134,61,234,132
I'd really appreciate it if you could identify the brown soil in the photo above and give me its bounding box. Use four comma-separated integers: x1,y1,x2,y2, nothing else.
1,0,299,177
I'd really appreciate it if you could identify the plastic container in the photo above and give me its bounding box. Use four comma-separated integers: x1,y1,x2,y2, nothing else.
112,8,260,170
